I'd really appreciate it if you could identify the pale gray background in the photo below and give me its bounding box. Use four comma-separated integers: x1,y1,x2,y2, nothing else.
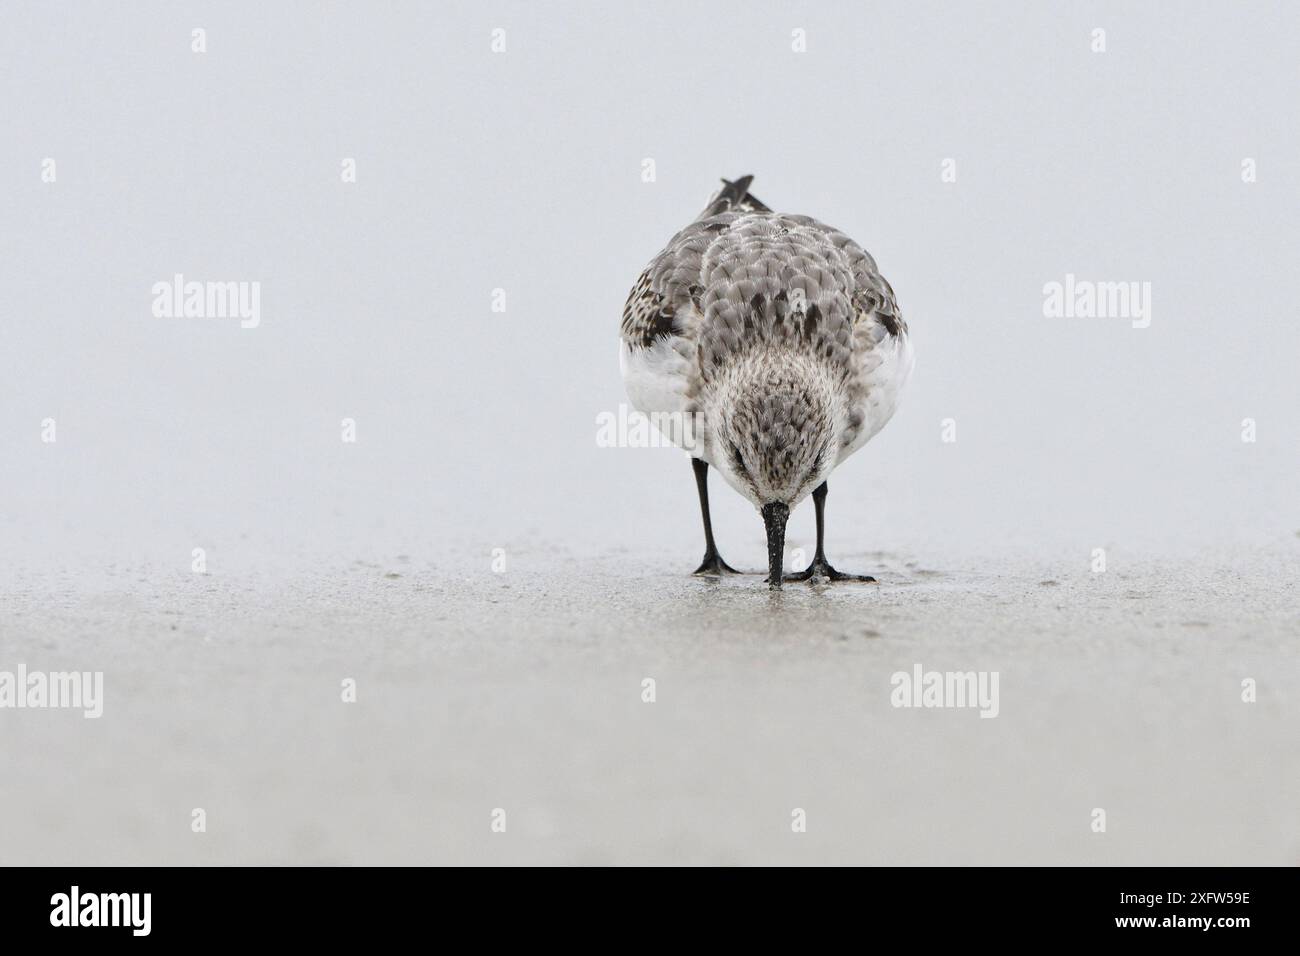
1,2,1296,865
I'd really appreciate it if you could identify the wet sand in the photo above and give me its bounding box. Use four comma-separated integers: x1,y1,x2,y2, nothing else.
2,543,1296,865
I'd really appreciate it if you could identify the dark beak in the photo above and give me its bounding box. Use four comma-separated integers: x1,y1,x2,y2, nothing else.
762,502,789,588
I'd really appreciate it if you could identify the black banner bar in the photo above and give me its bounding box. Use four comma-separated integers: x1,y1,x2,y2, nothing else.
2,866,1291,943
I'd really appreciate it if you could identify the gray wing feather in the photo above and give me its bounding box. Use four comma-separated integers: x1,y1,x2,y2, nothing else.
623,211,904,362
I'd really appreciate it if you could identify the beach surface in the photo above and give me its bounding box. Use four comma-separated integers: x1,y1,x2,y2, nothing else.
3,543,1296,866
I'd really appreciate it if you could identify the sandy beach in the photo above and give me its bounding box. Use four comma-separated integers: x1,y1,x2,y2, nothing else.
3,541,1295,866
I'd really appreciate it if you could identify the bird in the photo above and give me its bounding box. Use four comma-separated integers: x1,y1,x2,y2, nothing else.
619,175,914,588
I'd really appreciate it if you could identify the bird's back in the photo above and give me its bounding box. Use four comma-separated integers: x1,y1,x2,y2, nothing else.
621,189,910,459
624,207,904,356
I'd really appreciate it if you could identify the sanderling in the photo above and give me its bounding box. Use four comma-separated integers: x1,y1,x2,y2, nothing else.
620,175,914,588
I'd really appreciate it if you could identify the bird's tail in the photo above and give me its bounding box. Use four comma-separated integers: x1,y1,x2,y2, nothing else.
700,174,772,218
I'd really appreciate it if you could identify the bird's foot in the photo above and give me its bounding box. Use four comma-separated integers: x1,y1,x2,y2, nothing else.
693,551,741,576
785,558,876,583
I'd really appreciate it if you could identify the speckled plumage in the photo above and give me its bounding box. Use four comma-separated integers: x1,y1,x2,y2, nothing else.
620,176,914,514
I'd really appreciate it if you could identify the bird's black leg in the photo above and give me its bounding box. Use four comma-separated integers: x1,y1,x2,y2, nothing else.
785,482,876,583
691,457,740,576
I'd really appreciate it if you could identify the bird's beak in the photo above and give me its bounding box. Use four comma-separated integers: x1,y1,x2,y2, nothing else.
762,502,789,589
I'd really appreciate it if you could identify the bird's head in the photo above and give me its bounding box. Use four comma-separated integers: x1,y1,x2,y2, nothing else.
703,355,842,587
